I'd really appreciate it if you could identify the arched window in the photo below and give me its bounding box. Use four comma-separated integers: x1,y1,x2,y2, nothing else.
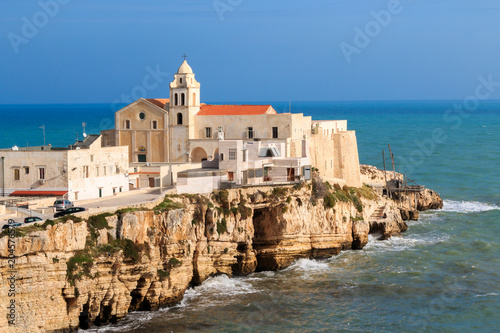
152,120,158,129
174,93,179,106
177,113,183,125
180,78,183,84
181,93,185,106
192,93,196,105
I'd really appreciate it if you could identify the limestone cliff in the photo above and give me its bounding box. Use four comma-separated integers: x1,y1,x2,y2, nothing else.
0,177,442,332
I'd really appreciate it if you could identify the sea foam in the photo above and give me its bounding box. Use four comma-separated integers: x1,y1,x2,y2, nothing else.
442,200,499,213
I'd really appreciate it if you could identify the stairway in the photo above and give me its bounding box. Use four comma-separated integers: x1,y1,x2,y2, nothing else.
370,206,386,220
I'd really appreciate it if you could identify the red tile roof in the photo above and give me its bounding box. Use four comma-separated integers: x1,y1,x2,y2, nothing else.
146,98,170,108
197,105,276,116
10,191,68,197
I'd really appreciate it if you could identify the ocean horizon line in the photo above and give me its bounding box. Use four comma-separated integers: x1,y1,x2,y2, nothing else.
2,99,500,107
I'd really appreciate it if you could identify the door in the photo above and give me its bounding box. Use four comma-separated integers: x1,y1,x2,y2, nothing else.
149,177,155,187
287,168,295,182
228,172,234,182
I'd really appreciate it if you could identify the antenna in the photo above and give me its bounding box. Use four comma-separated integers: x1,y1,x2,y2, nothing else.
82,122,87,138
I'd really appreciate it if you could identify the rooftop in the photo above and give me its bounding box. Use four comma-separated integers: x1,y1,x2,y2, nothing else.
197,105,277,116
146,98,170,109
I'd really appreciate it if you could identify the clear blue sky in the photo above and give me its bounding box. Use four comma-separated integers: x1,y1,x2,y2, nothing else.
1,0,500,104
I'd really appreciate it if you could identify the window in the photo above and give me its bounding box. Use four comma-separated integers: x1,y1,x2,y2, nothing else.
113,187,116,194
96,167,100,177
181,93,185,106
180,78,183,84
75,192,79,200
125,120,131,129
90,155,94,162
247,127,254,139
152,120,158,129
138,154,147,162
139,112,146,120
82,166,89,178
14,168,20,181
103,166,107,176
272,127,278,139
243,150,247,162
220,153,224,161
177,113,183,125
205,127,212,138
25,167,29,174
174,93,179,106
39,167,46,180
193,93,196,105
229,149,237,160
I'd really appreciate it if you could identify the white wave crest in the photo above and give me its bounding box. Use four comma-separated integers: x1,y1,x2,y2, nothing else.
185,274,257,299
285,258,330,273
442,200,499,213
364,233,449,252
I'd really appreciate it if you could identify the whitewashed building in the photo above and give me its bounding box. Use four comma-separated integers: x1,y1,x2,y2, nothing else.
0,135,129,201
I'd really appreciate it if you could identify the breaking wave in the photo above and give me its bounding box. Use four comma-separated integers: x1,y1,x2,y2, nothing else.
442,200,500,213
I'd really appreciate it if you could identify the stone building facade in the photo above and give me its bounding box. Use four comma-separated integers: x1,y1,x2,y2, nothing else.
102,60,361,188
0,135,129,201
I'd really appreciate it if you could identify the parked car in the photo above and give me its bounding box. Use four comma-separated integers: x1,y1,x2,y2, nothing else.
53,200,74,211
54,207,86,218
2,222,22,229
24,216,43,224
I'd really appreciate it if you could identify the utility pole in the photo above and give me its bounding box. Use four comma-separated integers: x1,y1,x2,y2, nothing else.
382,149,387,185
388,144,395,180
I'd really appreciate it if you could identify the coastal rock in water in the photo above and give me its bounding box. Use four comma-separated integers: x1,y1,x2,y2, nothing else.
418,189,444,210
352,220,370,249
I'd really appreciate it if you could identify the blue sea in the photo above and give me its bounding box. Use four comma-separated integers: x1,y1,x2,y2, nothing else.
1,101,499,332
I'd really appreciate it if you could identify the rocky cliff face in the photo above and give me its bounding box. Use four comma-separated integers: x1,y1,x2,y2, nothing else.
0,178,442,332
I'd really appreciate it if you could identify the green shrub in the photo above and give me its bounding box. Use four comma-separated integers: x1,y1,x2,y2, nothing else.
237,203,252,219
43,219,57,228
59,215,83,223
223,248,229,254
88,212,114,230
217,218,227,234
293,182,304,191
168,257,182,268
272,187,287,198
286,196,292,203
154,198,183,214
157,269,169,281
52,257,60,263
66,251,94,285
323,193,336,209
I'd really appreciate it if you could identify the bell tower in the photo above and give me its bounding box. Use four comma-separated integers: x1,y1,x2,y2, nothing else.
169,58,201,162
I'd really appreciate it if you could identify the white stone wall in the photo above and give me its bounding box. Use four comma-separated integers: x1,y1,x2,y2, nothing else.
0,149,68,196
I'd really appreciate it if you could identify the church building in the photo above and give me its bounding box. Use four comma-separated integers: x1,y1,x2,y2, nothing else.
102,60,362,189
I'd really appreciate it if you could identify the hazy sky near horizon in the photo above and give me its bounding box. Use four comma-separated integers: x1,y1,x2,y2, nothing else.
1,0,500,104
